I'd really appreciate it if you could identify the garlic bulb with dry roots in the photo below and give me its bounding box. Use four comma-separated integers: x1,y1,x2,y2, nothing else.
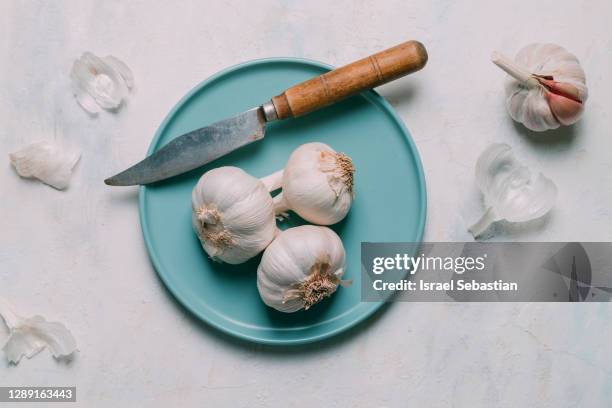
257,225,351,312
469,143,557,238
262,142,355,225
9,140,80,190
492,44,587,131
192,166,278,264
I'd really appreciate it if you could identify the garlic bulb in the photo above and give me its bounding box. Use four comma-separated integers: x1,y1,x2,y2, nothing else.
268,143,355,225
492,44,587,131
70,52,134,114
257,225,350,312
192,166,277,264
469,143,557,238
0,296,77,364
9,140,80,190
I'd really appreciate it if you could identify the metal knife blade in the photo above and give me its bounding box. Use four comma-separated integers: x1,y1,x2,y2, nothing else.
106,40,428,186
104,107,267,186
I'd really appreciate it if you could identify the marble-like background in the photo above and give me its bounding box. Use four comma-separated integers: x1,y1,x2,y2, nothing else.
1,1,611,406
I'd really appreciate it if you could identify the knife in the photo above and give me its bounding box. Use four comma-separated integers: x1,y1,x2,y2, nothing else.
105,40,428,186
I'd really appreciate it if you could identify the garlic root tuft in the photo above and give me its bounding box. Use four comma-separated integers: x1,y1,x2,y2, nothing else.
195,205,234,249
282,256,340,310
319,151,355,196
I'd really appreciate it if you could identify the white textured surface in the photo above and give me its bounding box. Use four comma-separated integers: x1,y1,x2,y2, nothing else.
1,1,612,407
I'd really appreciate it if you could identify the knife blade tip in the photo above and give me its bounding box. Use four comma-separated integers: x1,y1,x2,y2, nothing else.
104,176,124,186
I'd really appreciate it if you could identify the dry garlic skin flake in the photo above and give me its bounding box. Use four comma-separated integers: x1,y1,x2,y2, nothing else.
469,143,557,238
492,44,587,131
0,297,77,364
273,142,355,225
9,140,80,190
257,225,350,313
192,166,277,264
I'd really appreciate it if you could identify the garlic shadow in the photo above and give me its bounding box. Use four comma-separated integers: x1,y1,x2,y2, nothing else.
512,118,579,149
155,270,393,355
105,187,139,204
254,302,393,355
205,248,262,276
54,353,77,365
274,207,352,236
377,81,421,110
474,211,554,240
148,254,393,355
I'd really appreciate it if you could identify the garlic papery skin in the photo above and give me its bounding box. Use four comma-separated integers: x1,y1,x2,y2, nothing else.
192,166,278,264
273,142,355,225
469,143,557,238
257,225,350,312
0,296,77,364
9,140,80,190
492,44,587,131
70,52,134,114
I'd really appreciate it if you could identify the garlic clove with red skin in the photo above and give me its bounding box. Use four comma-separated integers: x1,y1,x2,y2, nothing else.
492,44,587,132
544,90,584,126
537,78,582,102
537,78,584,125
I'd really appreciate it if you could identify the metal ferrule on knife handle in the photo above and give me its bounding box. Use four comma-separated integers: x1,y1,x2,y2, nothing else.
266,40,428,121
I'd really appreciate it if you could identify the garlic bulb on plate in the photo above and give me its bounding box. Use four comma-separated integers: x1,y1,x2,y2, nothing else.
192,166,277,264
469,143,557,238
9,140,80,190
70,52,134,114
257,225,350,312
264,142,355,225
0,296,77,364
492,44,587,131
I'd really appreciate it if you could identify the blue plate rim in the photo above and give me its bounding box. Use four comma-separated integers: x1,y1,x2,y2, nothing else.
138,57,427,345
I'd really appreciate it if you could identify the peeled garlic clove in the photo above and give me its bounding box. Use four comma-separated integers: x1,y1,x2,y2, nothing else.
103,55,135,90
70,52,133,114
469,143,557,238
192,166,278,264
9,140,80,190
492,44,587,131
271,142,355,225
257,225,350,312
0,297,77,364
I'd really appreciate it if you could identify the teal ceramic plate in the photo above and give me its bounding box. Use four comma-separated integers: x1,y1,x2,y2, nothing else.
139,58,426,345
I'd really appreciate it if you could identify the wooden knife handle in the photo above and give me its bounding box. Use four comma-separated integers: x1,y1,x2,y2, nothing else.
271,40,428,120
